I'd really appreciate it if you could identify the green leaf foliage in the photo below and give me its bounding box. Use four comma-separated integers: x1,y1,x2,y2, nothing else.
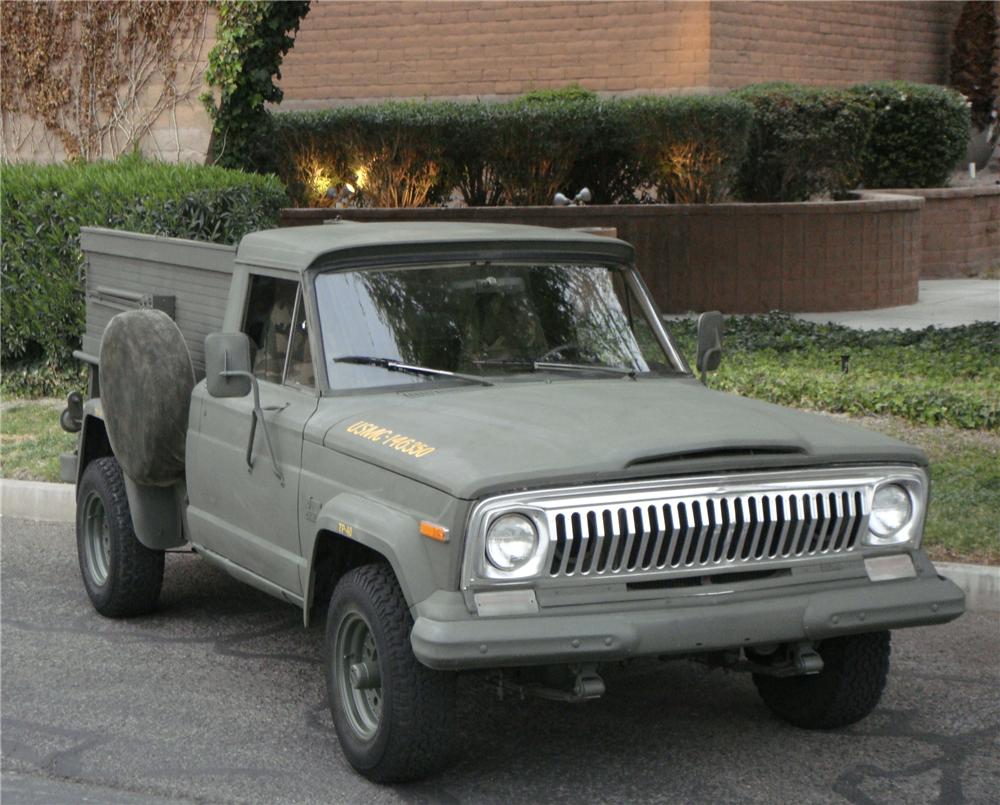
733,83,875,202
850,81,970,188
0,154,287,373
272,91,754,206
203,0,310,171
669,313,1000,431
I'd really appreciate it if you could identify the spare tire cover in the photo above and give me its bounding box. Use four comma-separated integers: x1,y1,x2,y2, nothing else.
99,309,195,486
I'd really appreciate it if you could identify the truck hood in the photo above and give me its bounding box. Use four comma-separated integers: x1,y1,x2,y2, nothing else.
312,378,926,499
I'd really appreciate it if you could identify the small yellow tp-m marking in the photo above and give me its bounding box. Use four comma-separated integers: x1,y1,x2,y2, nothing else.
337,521,353,538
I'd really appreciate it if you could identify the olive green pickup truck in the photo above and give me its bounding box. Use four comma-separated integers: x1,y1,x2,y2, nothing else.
63,222,964,782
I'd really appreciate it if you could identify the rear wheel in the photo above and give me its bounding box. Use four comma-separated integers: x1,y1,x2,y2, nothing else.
76,457,164,617
753,632,891,729
325,563,457,783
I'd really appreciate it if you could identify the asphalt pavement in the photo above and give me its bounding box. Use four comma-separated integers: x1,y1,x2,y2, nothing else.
2,517,998,805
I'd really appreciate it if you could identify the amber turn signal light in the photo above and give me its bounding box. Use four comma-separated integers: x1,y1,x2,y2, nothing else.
419,521,449,542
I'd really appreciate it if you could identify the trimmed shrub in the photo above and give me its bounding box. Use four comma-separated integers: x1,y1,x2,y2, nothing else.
486,92,599,205
733,83,875,202
0,155,286,371
272,102,453,208
271,91,752,207
850,81,970,188
625,95,753,203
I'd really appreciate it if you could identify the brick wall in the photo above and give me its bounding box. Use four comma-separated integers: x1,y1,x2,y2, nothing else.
879,188,1000,278
279,1,711,107
277,0,958,107
709,1,957,88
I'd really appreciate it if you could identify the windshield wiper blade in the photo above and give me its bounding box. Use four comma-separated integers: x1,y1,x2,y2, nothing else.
533,361,637,378
332,356,492,387
474,357,638,379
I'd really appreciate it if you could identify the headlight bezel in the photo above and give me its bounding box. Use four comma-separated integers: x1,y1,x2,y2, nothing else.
863,475,925,548
485,512,540,571
470,506,550,582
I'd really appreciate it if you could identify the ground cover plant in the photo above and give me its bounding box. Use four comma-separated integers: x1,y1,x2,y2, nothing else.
669,315,999,432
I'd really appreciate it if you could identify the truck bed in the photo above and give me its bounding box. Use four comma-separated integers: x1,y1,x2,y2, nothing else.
79,228,236,379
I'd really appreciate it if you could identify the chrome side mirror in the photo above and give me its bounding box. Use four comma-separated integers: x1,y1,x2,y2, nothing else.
696,311,724,384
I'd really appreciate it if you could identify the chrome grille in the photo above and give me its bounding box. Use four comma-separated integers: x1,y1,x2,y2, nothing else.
547,489,867,578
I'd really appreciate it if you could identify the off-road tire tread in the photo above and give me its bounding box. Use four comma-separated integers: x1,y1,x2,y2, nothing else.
752,631,891,729
77,457,164,618
326,563,457,783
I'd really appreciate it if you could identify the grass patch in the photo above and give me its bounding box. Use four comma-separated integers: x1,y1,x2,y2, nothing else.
0,399,75,483
669,315,999,431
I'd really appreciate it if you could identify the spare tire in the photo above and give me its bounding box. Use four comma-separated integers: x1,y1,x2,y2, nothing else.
99,309,195,486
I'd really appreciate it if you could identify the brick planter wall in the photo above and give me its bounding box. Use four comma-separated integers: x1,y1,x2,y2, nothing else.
877,187,1000,278
281,196,923,313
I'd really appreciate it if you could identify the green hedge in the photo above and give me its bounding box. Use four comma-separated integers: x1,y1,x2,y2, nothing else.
271,81,969,206
733,83,875,202
0,155,287,374
272,90,753,207
851,82,970,188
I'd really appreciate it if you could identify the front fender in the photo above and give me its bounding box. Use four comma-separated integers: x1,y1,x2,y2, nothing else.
306,493,440,619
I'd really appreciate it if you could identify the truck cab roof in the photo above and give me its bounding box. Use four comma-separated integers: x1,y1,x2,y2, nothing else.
235,221,635,273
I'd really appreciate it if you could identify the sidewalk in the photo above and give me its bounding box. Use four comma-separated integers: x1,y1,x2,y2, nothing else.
794,279,1000,330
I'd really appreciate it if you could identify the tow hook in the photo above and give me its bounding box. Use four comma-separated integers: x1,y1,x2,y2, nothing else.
740,642,825,677
572,665,606,700
792,644,824,676
495,664,607,703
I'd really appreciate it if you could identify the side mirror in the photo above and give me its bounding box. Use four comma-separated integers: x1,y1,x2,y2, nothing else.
696,311,724,383
205,332,252,398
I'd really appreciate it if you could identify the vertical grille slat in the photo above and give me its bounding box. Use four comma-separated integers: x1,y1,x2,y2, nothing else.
545,482,870,579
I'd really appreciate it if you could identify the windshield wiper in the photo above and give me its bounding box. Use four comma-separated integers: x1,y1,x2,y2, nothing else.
534,361,637,378
474,357,636,379
332,356,493,387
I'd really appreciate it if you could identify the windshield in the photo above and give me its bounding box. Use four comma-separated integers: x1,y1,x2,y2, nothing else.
314,262,683,390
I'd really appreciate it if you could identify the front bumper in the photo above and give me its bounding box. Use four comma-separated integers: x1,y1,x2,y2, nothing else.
410,574,965,670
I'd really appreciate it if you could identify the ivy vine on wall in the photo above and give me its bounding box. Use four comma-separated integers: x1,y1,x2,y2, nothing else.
202,0,310,171
0,0,209,162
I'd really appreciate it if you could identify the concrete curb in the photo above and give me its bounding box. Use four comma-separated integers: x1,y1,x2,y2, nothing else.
1,479,75,524
1,479,997,612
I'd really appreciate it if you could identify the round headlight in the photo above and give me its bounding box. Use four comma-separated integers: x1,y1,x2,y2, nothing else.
485,513,539,571
870,484,912,538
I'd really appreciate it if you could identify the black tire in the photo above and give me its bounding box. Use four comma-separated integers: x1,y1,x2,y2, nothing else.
76,457,164,618
752,632,891,729
325,563,457,783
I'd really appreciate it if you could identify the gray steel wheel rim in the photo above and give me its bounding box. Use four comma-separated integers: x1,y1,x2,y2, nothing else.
82,490,111,586
335,609,383,741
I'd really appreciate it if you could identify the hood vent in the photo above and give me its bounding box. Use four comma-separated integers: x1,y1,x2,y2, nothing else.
626,445,807,469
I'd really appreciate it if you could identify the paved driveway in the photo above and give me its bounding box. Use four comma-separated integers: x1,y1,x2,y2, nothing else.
2,517,998,804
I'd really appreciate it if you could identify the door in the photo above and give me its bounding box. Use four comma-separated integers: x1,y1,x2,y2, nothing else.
187,274,318,595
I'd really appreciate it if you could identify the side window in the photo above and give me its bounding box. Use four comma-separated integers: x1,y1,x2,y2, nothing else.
285,290,314,388
243,275,299,383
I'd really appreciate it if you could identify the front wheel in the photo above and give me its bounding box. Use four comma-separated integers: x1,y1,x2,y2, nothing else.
325,564,457,783
76,456,164,617
753,631,891,729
